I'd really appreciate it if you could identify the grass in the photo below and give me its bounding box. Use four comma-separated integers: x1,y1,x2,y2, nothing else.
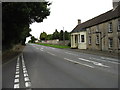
35,43,70,49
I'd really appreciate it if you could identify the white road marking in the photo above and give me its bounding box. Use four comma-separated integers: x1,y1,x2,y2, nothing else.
16,64,19,67
16,69,19,72
101,57,118,61
90,57,119,64
24,73,28,77
14,79,19,83
23,70,27,73
64,58,94,68
65,52,78,56
14,83,19,88
21,54,32,88
16,66,19,69
79,58,109,68
40,49,44,51
24,77,30,82
47,52,56,56
25,82,31,88
14,56,20,89
16,71,19,74
15,75,19,78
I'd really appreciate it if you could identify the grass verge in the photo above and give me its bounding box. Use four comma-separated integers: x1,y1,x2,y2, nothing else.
35,43,70,49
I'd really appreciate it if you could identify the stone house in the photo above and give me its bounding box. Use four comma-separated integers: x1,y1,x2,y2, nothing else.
71,1,120,53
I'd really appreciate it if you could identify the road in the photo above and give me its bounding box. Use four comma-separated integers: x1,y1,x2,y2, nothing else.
2,43,119,88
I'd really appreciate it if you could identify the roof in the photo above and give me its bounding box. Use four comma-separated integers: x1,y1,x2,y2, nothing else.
71,2,120,33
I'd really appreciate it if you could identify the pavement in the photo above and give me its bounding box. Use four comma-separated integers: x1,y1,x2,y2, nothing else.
2,43,119,89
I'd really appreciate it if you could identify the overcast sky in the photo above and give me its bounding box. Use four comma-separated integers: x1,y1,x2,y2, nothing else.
27,0,113,42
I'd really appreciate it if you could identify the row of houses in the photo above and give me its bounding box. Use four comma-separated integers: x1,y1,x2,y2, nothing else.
71,0,120,53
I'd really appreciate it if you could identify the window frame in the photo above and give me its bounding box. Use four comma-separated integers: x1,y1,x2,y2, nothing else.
118,20,120,31
108,22,112,32
81,35,85,43
118,38,120,49
88,36,91,44
108,38,113,48
96,35,100,45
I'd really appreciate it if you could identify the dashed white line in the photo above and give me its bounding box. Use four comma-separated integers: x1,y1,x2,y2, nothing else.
101,57,118,61
25,82,31,88
65,52,78,56
14,78,19,83
24,77,30,82
14,83,19,88
90,57,119,64
79,58,109,68
14,56,20,89
15,75,19,78
24,73,28,77
47,52,56,56
21,54,32,88
64,58,94,68
40,49,44,51
16,71,19,74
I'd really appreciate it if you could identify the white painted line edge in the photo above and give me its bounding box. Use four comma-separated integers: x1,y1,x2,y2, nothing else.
64,58,94,68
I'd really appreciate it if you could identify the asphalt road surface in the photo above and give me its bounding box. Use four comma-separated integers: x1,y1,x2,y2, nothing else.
2,43,119,89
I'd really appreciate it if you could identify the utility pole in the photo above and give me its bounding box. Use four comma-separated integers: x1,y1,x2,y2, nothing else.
63,27,65,45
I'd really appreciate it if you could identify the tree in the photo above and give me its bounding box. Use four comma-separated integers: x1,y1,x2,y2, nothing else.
59,30,64,40
2,2,51,50
29,36,37,43
40,32,47,40
64,31,70,40
52,29,59,39
46,34,53,40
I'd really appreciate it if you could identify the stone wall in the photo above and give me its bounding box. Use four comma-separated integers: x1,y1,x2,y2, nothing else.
41,39,70,46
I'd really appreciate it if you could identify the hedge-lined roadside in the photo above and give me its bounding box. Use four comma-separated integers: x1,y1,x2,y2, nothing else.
35,43,70,49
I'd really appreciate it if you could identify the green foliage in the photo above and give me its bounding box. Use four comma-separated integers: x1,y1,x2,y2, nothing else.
59,30,64,40
64,31,70,40
46,34,53,40
35,43,70,49
2,2,51,50
40,32,47,40
28,36,37,43
52,29,59,39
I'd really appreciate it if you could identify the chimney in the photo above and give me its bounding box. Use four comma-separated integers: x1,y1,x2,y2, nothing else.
78,19,81,25
113,0,120,9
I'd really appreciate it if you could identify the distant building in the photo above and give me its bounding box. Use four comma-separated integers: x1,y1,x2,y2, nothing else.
71,0,120,53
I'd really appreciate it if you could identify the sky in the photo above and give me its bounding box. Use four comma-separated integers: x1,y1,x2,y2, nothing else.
27,0,113,42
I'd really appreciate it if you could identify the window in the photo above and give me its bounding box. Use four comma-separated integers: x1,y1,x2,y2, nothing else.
108,22,112,32
96,26,99,32
75,35,77,43
79,34,80,42
81,35,84,42
89,36,91,44
118,20,120,31
96,35,99,44
108,38,113,48
118,38,120,49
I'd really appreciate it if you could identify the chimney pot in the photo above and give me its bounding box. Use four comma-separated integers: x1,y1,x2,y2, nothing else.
78,19,81,25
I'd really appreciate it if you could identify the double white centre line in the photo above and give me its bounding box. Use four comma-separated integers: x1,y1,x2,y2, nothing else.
14,54,32,89
14,57,20,88
21,54,32,88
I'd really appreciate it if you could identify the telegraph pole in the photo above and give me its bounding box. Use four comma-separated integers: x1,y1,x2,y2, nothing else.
63,27,65,44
